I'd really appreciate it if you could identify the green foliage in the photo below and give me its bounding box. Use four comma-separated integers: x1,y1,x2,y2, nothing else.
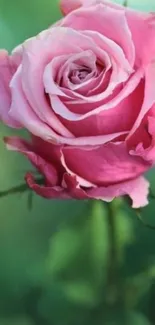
0,317,34,325
0,0,155,324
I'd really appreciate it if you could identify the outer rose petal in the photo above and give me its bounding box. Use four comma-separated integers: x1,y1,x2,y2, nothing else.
26,170,150,208
115,10,155,66
60,0,151,12
4,136,87,199
59,0,137,14
130,116,155,164
62,143,150,185
60,0,110,14
26,172,89,199
11,44,23,67
60,0,155,65
60,0,82,15
4,136,59,186
0,50,21,127
4,136,150,207
61,4,135,66
26,173,71,199
87,176,149,208
128,63,155,139
9,66,69,142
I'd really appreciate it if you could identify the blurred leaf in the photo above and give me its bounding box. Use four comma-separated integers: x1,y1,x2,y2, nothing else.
46,201,109,284
0,317,34,325
38,283,90,325
47,228,82,275
125,272,152,308
100,310,151,325
62,281,98,306
127,312,151,325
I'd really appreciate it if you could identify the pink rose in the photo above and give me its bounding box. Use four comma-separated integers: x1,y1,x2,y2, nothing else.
1,0,155,207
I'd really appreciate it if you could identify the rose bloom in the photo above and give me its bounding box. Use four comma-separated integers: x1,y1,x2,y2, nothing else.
1,0,155,208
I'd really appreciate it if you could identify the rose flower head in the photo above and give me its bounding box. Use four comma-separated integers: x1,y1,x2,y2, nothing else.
1,0,155,208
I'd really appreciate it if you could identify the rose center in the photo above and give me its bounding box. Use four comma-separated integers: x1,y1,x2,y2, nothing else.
69,66,92,84
78,68,91,79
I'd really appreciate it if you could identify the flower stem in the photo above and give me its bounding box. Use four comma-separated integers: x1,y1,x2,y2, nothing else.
0,183,29,197
106,202,119,304
0,177,44,198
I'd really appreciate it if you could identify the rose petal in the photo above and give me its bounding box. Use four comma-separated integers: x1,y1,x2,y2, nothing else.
62,143,150,186
61,4,135,66
44,50,106,97
125,11,155,66
130,116,155,164
50,68,143,122
21,27,86,132
61,0,155,65
5,136,58,186
4,135,87,199
0,50,21,127
61,149,96,187
60,0,82,15
4,136,150,207
26,173,71,199
11,44,23,68
60,79,144,137
87,176,149,208
128,63,155,139
9,66,74,140
44,29,121,103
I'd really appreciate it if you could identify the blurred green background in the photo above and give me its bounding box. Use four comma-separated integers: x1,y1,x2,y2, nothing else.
1,0,155,324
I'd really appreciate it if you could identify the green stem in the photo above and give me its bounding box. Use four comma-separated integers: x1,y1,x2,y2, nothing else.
106,202,118,304
0,183,29,197
0,177,44,198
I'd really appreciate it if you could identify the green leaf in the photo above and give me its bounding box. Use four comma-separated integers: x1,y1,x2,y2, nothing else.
124,272,152,308
37,283,90,325
61,281,98,306
99,310,151,325
0,317,34,325
47,228,82,275
127,312,151,325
